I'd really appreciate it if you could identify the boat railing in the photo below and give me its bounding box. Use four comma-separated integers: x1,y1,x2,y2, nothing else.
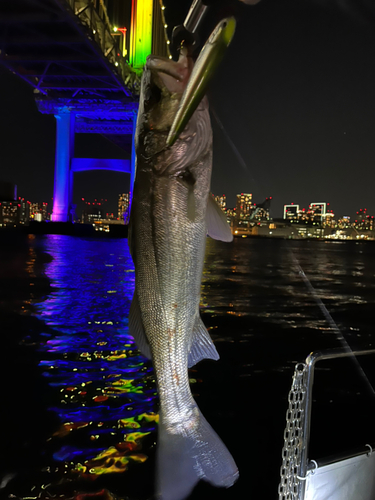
305,441,375,471
278,347,375,500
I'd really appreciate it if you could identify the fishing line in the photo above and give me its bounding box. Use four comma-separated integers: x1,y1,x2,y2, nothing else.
290,249,375,397
210,105,270,202
210,105,252,175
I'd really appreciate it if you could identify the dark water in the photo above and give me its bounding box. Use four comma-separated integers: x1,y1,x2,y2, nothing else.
1,234,375,499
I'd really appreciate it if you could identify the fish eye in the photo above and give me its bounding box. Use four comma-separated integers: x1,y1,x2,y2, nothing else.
178,170,196,186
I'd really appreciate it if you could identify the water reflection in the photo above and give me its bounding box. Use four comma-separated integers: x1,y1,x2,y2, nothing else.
4,235,375,500
201,237,375,377
32,235,157,497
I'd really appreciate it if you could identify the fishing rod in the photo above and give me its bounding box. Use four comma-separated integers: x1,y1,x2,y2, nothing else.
170,0,262,57
171,0,210,54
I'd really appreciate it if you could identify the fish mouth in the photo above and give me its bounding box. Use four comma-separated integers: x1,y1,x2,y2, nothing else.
146,46,194,96
140,48,196,145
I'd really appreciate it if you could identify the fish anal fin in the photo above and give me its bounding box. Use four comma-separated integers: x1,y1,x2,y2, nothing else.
188,316,219,368
206,194,233,242
129,291,152,360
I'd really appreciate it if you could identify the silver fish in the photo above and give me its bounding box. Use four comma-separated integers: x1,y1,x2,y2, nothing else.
128,35,235,500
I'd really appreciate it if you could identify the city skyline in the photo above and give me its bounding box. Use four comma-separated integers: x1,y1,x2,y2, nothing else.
3,182,374,223
1,1,375,219
2,184,375,241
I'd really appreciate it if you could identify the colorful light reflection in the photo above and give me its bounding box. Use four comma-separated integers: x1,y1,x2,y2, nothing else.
32,235,158,493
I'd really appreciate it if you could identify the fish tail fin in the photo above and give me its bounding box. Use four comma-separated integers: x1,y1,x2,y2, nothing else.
156,405,238,500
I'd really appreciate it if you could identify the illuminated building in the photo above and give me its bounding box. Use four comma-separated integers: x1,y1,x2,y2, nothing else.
82,199,108,224
224,207,236,227
0,199,29,227
322,211,336,228
18,198,30,225
283,204,299,221
252,197,271,221
299,208,310,222
213,194,231,225
236,193,253,218
235,193,253,232
214,194,226,211
30,203,39,219
118,193,130,223
0,182,30,227
283,201,331,225
30,202,49,222
0,201,18,226
308,202,326,223
42,203,48,221
338,216,351,229
354,208,374,230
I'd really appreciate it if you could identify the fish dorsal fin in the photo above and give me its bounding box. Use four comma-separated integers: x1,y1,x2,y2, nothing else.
206,194,233,242
129,291,152,360
188,315,219,368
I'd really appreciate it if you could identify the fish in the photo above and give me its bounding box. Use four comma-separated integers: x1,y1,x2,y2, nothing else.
128,19,236,500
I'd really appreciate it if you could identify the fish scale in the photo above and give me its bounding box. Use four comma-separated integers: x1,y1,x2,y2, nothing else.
129,33,237,500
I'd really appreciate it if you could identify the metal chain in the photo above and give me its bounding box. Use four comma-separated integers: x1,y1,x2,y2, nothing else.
278,363,308,500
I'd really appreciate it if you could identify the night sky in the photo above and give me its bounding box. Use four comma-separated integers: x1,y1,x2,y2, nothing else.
1,0,375,218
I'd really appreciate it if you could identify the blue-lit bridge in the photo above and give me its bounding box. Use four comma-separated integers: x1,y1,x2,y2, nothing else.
0,0,171,221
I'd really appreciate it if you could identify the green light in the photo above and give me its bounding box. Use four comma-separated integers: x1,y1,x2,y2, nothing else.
129,0,153,68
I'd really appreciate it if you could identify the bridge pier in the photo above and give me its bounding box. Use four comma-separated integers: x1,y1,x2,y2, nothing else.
37,99,138,223
51,111,75,222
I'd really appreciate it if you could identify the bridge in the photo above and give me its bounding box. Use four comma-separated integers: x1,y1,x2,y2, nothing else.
0,0,171,221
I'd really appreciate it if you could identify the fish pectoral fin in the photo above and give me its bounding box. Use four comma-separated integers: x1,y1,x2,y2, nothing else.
176,172,196,221
129,291,152,360
206,194,233,242
187,186,196,221
188,316,219,368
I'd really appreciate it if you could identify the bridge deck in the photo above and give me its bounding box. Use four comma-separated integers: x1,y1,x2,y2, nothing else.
0,0,139,101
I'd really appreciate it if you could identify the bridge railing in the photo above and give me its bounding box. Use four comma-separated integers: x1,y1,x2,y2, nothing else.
63,0,141,93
